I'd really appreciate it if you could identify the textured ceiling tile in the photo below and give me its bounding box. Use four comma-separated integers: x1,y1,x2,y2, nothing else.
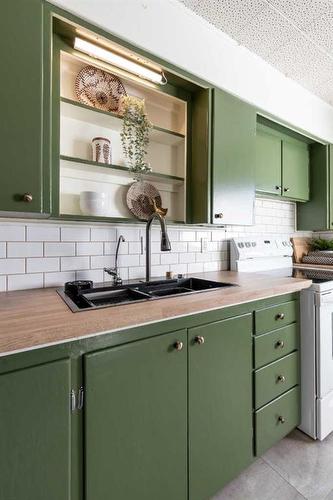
267,0,333,28
312,79,333,103
303,12,333,52
237,4,302,58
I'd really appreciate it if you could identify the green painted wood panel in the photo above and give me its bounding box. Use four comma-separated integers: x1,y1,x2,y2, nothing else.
0,359,71,500
254,323,299,369
255,351,299,409
256,126,282,195
282,140,309,201
0,0,44,213
255,300,298,335
189,314,253,500
212,89,256,225
84,330,187,500
255,386,300,456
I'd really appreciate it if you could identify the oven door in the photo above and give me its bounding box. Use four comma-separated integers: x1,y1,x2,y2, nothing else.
316,291,333,398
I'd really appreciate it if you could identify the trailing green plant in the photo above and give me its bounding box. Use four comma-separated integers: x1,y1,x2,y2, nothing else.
311,238,333,251
120,96,152,176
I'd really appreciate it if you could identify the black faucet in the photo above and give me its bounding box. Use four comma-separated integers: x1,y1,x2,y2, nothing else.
104,235,125,285
146,212,171,282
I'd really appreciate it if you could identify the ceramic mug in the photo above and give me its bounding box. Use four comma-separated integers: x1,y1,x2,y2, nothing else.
80,191,109,216
92,137,111,164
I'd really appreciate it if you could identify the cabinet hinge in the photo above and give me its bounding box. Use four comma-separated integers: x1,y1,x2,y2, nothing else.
70,387,84,412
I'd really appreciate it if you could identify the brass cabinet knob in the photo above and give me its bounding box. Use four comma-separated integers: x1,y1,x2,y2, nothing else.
23,193,33,203
195,335,205,345
275,185,281,190
278,416,286,424
174,341,183,351
284,187,290,192
277,375,286,383
214,213,223,219
275,340,285,349
276,312,285,320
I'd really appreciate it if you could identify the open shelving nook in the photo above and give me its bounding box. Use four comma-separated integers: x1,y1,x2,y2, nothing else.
51,23,193,224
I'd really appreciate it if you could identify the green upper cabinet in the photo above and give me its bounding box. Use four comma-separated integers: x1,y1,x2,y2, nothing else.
84,330,187,500
188,314,253,500
282,139,309,201
255,118,310,202
0,0,48,214
297,143,332,230
256,126,282,195
0,359,72,500
212,89,256,225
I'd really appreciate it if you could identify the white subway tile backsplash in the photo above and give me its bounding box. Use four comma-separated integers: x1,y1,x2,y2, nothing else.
27,257,59,273
91,227,116,241
7,242,43,258
61,256,90,271
45,242,75,257
76,242,103,256
0,225,25,241
61,226,90,241
0,259,25,275
7,273,43,291
27,225,60,241
0,198,312,292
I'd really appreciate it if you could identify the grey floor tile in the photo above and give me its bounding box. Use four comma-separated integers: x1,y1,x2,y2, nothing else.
210,458,305,500
325,491,333,500
262,429,333,500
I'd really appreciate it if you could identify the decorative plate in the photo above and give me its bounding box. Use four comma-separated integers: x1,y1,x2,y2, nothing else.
75,65,127,112
126,181,162,220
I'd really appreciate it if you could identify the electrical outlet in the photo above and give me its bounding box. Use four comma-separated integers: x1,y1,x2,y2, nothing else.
201,237,208,253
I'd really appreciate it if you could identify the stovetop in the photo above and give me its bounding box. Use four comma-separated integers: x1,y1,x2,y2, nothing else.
260,266,333,292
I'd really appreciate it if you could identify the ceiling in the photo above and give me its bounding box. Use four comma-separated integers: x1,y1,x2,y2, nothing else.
179,0,333,105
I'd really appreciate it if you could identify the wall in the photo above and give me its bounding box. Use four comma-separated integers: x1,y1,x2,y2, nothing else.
0,198,311,291
50,0,333,143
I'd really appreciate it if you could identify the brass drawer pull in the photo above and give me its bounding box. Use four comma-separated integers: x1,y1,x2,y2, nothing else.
275,185,281,190
195,335,205,345
276,313,285,320
23,192,33,203
277,375,286,383
278,416,286,424
275,340,285,349
214,213,223,219
174,341,183,351
284,187,290,193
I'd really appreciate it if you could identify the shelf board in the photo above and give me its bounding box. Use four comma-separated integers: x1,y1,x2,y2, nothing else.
60,97,185,146
60,155,185,185
57,213,185,224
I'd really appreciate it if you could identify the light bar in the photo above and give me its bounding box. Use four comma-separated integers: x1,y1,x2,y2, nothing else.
74,37,167,85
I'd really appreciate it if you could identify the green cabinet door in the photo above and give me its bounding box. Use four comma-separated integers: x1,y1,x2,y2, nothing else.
212,89,256,225
84,330,187,500
282,139,309,201
0,359,71,500
189,314,253,500
0,0,44,213
256,127,282,195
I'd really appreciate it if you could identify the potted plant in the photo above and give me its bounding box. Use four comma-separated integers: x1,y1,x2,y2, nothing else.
311,238,333,252
120,95,152,178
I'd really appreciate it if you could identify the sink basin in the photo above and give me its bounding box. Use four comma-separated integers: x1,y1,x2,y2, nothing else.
58,277,237,312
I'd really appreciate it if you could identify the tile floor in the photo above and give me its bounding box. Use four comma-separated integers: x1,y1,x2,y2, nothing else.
212,429,333,500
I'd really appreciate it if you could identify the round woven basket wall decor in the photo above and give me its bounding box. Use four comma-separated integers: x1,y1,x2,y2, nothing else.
75,65,127,112
126,181,162,220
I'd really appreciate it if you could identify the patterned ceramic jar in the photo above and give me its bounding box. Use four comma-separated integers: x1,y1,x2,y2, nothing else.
92,137,111,164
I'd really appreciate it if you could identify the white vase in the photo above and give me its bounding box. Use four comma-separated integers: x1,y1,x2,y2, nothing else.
80,191,109,216
92,137,111,164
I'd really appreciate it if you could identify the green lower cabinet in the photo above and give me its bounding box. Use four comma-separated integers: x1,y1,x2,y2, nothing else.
254,323,299,369
282,139,309,201
256,126,282,195
0,359,72,500
188,314,253,500
84,330,188,500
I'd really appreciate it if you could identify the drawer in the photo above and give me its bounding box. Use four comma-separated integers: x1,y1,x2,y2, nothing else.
255,300,298,335
254,323,299,369
255,351,299,409
255,386,300,456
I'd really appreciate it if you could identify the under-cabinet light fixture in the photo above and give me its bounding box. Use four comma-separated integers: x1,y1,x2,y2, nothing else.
74,37,167,85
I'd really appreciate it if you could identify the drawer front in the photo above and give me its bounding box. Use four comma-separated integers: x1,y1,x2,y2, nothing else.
254,323,299,369
255,386,300,456
255,300,298,335
255,351,299,409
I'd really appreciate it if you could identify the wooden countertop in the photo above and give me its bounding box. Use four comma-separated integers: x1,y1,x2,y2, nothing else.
0,271,311,357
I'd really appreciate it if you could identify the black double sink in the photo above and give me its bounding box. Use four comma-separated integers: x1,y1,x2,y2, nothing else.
58,277,237,312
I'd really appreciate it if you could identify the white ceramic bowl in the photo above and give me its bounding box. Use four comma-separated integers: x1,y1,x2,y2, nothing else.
80,191,109,216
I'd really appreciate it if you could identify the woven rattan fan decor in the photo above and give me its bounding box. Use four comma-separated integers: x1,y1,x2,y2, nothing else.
75,65,127,112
